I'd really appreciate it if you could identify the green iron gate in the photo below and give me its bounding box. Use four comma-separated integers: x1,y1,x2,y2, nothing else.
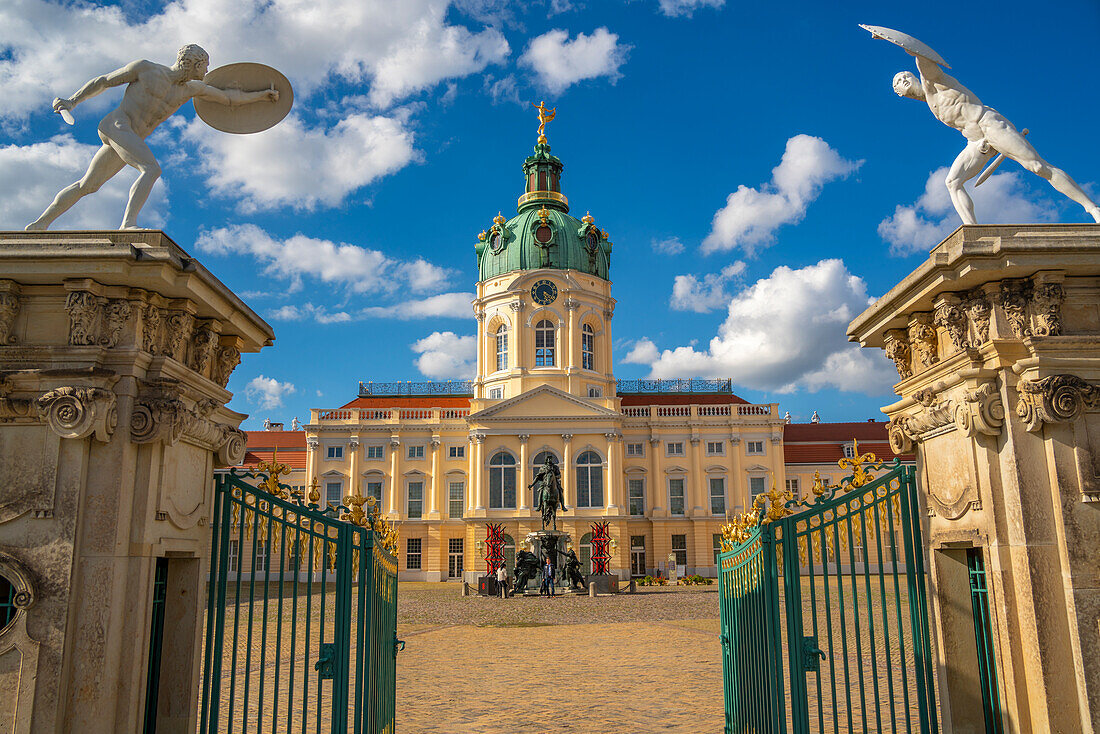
718,456,937,734
199,469,400,734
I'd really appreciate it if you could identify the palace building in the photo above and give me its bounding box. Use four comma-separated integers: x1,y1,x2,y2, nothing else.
229,123,910,583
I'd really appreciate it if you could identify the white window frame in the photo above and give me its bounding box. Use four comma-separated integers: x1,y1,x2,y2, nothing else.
324,480,343,508
448,481,465,519
364,478,384,505
785,477,800,495
254,541,267,573
488,387,504,399
843,443,856,459
406,538,422,570
671,534,688,567
534,319,556,367
626,442,645,458
587,385,602,398
574,450,604,508
488,450,517,509
709,476,727,515
746,440,765,456
668,477,686,516
407,444,425,460
666,441,685,457
365,444,384,460
448,445,465,459
581,322,595,371
706,440,725,456
628,477,645,517
326,445,344,460
495,324,508,372
749,475,767,503
407,479,424,519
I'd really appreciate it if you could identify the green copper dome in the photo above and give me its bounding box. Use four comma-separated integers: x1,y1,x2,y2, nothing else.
475,141,613,281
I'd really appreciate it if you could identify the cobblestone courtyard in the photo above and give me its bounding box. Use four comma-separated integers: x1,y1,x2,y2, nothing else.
396,583,725,733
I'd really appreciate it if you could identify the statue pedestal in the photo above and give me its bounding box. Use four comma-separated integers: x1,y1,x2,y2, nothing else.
848,224,1100,732
0,231,273,733
517,529,573,594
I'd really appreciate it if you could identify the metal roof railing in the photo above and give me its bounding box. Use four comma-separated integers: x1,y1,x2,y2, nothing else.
356,377,735,396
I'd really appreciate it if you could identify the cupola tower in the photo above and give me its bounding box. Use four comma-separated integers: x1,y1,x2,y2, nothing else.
472,106,616,404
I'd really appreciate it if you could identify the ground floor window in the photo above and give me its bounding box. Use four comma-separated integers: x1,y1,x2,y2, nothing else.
628,478,644,516
407,538,422,570
228,539,239,573
448,481,464,519
448,538,464,579
254,541,268,573
671,534,688,568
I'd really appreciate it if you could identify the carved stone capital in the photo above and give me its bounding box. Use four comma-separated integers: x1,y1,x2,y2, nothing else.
36,386,117,442
561,433,573,443
0,280,22,344
390,438,402,448
1030,279,1065,337
883,328,912,380
649,437,661,446
101,298,133,348
963,288,991,347
603,308,615,321
131,380,187,445
1015,374,1100,433
907,312,938,372
605,432,621,442
1000,279,1031,339
475,310,486,322
728,436,741,446
470,433,485,444
164,310,195,362
349,437,361,449
306,437,319,450
565,298,580,311
211,343,241,388
509,301,525,312
517,434,530,443
66,291,102,346
933,293,967,354
429,438,441,448
142,304,164,354
188,319,221,374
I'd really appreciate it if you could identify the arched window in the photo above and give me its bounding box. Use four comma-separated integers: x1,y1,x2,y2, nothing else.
535,319,555,367
579,532,593,574
531,450,559,506
582,323,594,371
575,450,604,508
495,324,508,371
488,451,517,509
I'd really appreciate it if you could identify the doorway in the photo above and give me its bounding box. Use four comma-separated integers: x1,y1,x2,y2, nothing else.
630,535,646,577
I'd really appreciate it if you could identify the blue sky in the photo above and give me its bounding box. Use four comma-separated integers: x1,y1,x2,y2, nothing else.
3,0,1098,429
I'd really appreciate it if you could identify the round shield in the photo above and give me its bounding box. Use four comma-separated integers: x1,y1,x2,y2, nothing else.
193,62,294,134
860,25,951,68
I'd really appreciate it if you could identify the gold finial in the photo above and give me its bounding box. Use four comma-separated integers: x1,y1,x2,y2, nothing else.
581,211,594,225
307,477,320,504
600,229,609,240
478,230,487,241
753,471,793,524
255,447,291,497
537,206,551,224
493,212,506,226
838,438,879,488
531,100,556,144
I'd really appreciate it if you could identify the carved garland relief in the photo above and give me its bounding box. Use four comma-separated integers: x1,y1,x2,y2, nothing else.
0,280,20,345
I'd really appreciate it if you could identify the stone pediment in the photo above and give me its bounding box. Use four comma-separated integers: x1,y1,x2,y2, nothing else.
469,384,619,422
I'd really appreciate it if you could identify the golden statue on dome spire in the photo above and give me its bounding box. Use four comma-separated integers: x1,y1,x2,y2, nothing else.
531,100,556,144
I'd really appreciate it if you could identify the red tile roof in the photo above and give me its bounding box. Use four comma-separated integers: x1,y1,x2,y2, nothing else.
239,449,308,470
244,430,309,449
783,421,892,442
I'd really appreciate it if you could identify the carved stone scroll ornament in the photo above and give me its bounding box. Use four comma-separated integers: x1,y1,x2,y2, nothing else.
933,296,968,354
883,328,912,380
1015,374,1100,433
956,382,1004,437
1030,282,1065,337
888,381,1003,452
211,344,241,388
188,320,220,374
66,291,102,346
130,380,187,445
964,289,991,346
0,377,34,422
1000,279,1031,339
907,313,938,372
0,285,20,344
35,386,117,442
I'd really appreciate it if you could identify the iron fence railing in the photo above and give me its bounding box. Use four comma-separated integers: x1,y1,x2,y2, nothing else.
356,377,735,396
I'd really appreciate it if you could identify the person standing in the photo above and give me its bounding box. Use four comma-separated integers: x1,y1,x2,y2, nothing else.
541,556,556,597
496,563,509,598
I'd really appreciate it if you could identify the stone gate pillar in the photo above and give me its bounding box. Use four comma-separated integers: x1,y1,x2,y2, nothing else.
848,224,1100,732
0,231,273,733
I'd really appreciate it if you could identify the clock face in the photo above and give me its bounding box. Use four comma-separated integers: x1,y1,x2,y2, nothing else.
531,279,558,305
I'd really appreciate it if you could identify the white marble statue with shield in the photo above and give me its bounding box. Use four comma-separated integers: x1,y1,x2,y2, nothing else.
26,44,293,231
862,25,1100,225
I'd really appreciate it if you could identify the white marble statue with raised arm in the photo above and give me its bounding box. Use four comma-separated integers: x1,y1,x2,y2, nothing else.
862,25,1100,226
26,44,289,231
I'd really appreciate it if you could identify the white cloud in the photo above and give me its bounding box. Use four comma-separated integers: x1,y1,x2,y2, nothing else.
548,0,576,14
267,293,473,323
701,135,861,255
0,135,168,230
519,28,630,95
485,74,521,105
624,259,895,395
0,0,509,124
651,236,685,255
878,167,1058,256
670,262,746,313
657,0,724,17
196,224,451,296
245,374,296,410
182,112,416,212
411,331,476,378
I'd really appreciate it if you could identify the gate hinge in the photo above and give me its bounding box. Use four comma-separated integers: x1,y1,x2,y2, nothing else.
801,636,826,673
315,643,336,680
395,637,405,656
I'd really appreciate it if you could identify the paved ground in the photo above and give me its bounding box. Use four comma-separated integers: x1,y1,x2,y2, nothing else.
396,584,725,733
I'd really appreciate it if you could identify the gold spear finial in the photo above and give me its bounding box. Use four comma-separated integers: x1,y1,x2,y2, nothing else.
531,100,556,144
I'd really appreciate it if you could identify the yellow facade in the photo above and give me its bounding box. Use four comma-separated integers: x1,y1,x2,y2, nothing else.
302,264,787,582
